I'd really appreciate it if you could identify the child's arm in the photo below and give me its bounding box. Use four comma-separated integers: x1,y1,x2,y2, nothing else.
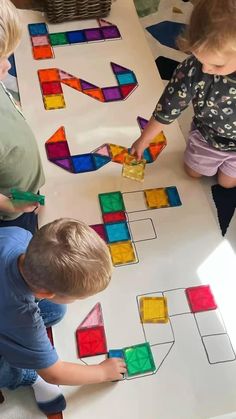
37,358,126,385
0,193,39,214
130,117,165,160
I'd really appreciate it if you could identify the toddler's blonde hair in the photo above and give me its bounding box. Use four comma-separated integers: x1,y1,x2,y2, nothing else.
23,219,113,298
178,0,236,53
0,0,22,57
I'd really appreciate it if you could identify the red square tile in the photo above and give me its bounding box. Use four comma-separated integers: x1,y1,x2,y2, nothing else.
102,211,126,224
41,81,63,95
185,285,217,313
76,326,107,358
46,141,70,160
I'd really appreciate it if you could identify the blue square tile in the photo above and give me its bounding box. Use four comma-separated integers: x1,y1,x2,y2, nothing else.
116,72,137,85
105,222,130,243
72,154,95,173
166,186,182,207
67,30,86,44
28,23,48,36
109,349,124,358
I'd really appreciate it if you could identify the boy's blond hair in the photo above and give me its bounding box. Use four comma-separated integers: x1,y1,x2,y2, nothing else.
0,0,22,57
23,219,113,297
178,0,236,53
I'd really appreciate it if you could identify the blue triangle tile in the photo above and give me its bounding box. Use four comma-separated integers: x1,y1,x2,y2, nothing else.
92,154,111,170
146,21,186,50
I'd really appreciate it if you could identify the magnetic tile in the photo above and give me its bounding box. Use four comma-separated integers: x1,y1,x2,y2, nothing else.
67,30,86,43
155,56,179,80
80,79,97,90
62,78,81,91
47,413,63,419
144,188,170,209
120,83,137,99
108,241,136,266
211,184,236,236
84,28,103,41
109,349,124,358
123,343,156,377
101,26,121,39
112,149,129,164
59,69,73,79
53,158,74,172
129,219,156,242
41,81,63,95
137,116,148,130
31,35,49,46
49,32,68,46
90,224,107,242
102,86,122,101
152,131,167,144
46,126,66,143
140,297,168,323
11,189,45,205
109,144,127,158
122,155,146,182
38,68,60,82
33,45,54,60
43,94,65,110
28,23,48,36
8,54,16,77
186,285,217,313
116,72,137,85
146,21,186,50
99,18,112,27
46,141,70,160
166,186,182,207
78,303,104,329
46,327,54,346
99,191,125,213
111,62,130,74
76,326,107,358
105,222,130,243
143,148,153,163
92,154,111,169
148,142,166,161
84,88,105,102
93,144,110,157
72,154,95,173
203,334,235,364
102,211,126,224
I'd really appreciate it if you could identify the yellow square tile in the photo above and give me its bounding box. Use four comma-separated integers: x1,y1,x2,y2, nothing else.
140,297,168,323
108,241,137,266
122,155,146,182
144,188,169,208
44,94,65,110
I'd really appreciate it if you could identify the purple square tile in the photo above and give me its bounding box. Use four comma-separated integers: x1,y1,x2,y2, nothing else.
84,28,103,41
102,87,122,101
101,26,121,39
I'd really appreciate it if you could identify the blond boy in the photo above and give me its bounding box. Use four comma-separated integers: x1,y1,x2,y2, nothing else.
131,0,236,188
0,220,126,414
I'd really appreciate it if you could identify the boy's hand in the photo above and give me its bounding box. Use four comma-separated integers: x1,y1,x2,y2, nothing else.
10,200,40,214
130,137,147,160
99,358,126,382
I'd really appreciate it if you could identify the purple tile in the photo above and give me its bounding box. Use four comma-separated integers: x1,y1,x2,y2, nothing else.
102,87,122,101
137,116,148,130
84,28,103,41
111,62,129,74
90,224,107,242
101,26,121,39
53,158,74,172
80,79,98,90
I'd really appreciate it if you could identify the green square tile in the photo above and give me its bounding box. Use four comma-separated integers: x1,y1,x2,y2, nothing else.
99,192,125,213
49,32,69,46
123,342,156,377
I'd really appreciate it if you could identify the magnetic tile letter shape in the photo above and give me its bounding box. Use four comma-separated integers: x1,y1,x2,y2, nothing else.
144,188,170,209
76,326,107,358
108,241,136,266
123,343,156,377
105,221,131,243
140,297,168,323
122,155,146,182
186,285,217,313
99,191,125,213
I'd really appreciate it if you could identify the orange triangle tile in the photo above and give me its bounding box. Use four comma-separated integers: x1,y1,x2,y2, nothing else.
61,78,82,91
109,144,127,158
84,88,105,102
46,126,66,144
112,149,129,164
149,142,166,161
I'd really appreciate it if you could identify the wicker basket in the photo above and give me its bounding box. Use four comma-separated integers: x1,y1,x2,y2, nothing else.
44,0,112,23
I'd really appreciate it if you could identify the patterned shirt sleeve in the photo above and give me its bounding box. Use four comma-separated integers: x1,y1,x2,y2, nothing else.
153,55,201,124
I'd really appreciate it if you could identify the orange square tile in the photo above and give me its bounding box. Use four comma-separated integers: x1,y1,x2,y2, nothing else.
32,45,54,60
38,68,60,83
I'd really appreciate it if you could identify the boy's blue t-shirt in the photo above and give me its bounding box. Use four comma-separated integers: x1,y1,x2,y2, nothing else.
0,227,58,370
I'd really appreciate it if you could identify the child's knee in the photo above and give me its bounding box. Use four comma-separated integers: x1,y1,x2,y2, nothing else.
184,163,202,178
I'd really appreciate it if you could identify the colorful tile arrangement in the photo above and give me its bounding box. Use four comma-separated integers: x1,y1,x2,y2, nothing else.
122,155,146,182
45,117,166,173
28,19,121,60
139,296,168,323
123,342,156,377
76,303,107,358
38,62,138,110
185,285,218,313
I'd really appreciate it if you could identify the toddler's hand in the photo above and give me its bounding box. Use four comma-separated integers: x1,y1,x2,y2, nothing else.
99,358,126,382
130,137,147,160
11,201,40,214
